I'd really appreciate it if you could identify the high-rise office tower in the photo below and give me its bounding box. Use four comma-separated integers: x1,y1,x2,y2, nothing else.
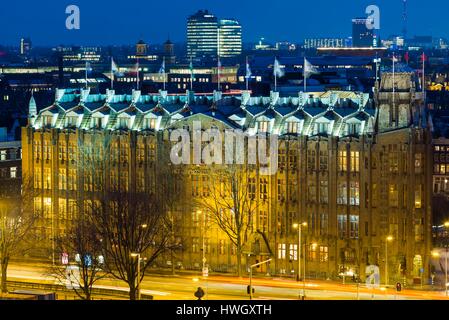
218,19,242,58
187,10,218,59
352,18,374,47
20,37,32,56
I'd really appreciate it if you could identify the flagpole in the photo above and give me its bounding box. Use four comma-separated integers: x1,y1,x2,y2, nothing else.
246,56,249,91
217,57,220,91
422,53,425,96
392,54,395,113
85,61,88,90
136,57,140,90
304,57,307,92
190,57,193,91
111,58,114,90
163,56,166,91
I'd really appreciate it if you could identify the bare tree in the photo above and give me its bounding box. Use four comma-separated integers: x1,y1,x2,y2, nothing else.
48,217,106,300
197,165,258,277
84,139,188,300
0,177,37,293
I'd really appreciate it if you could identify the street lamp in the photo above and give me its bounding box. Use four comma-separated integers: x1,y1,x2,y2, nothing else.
444,221,449,296
131,253,141,300
293,222,307,282
385,236,393,286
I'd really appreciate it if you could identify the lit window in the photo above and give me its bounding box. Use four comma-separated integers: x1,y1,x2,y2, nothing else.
10,167,17,178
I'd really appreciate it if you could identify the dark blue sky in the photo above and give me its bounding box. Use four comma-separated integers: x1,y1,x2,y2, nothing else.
0,0,445,46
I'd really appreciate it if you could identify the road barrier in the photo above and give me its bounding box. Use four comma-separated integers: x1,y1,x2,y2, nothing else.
6,280,153,300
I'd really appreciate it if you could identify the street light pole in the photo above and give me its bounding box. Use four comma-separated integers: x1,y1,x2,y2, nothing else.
131,253,141,300
444,222,449,296
293,222,307,282
385,236,393,286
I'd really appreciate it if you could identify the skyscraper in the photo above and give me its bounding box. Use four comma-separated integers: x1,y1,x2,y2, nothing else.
20,37,32,56
218,19,242,58
187,10,218,59
352,18,374,47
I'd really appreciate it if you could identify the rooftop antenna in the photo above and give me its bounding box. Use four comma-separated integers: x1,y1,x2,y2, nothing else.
402,0,408,40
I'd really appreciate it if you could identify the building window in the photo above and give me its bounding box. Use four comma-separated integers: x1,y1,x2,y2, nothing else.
10,167,17,178
337,182,347,205
145,118,157,130
319,150,328,171
43,140,51,160
259,210,268,231
43,168,51,190
118,117,128,129
289,244,298,261
389,152,399,173
350,215,359,239
192,238,200,253
372,183,378,207
320,213,328,235
346,123,360,135
308,244,317,261
319,180,328,204
66,116,78,127
307,150,316,171
289,149,297,170
319,246,329,263
338,150,347,171
0,150,6,161
389,184,399,207
259,177,268,200
286,121,298,134
58,168,67,190
278,243,286,259
248,177,256,200
191,175,200,197
314,122,329,135
350,151,360,172
349,181,360,206
219,239,225,255
308,183,316,202
258,121,269,133
68,169,77,191
415,153,423,174
337,214,347,239
92,117,103,129
415,184,422,209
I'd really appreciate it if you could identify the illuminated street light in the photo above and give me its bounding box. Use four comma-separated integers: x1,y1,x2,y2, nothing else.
130,252,141,300
385,236,393,286
292,222,307,283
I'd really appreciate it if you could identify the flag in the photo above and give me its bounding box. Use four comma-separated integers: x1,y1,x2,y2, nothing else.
245,60,252,79
273,58,285,78
421,53,428,62
304,58,318,78
111,58,119,74
391,54,399,63
404,52,410,64
158,59,166,74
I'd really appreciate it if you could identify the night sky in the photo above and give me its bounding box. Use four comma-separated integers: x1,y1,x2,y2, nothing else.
0,0,446,46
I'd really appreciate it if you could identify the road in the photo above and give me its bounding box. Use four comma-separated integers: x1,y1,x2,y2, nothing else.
5,262,449,300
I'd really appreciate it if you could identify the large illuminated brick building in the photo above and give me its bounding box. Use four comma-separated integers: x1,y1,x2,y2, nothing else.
22,70,433,284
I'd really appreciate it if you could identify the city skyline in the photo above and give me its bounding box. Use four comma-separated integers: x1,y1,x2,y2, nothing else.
0,0,447,46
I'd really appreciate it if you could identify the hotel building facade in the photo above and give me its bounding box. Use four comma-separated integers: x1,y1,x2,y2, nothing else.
22,71,433,284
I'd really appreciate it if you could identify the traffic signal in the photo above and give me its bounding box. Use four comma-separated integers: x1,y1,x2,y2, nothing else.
246,285,255,294
396,282,402,292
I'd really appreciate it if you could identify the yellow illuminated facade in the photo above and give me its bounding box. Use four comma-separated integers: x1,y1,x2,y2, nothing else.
22,73,433,283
